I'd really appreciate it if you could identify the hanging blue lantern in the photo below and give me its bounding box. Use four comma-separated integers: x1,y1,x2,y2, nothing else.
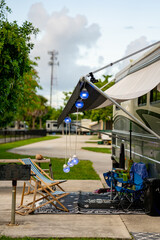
75,99,84,109
67,157,74,167
64,116,71,123
72,155,79,165
80,88,89,99
63,164,70,173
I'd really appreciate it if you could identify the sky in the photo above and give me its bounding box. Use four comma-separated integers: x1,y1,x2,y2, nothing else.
6,0,160,108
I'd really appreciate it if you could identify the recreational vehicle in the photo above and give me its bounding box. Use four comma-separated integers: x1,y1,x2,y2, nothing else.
111,45,160,178
46,120,80,134
58,42,160,215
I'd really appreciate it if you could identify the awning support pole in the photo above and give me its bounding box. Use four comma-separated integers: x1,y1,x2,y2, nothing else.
71,123,112,137
84,78,160,140
130,121,132,160
86,41,160,76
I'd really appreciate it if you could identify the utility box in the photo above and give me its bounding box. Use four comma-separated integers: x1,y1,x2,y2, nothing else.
0,164,31,181
0,164,31,225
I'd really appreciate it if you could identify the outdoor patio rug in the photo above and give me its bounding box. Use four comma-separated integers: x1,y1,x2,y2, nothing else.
34,191,145,215
131,232,160,240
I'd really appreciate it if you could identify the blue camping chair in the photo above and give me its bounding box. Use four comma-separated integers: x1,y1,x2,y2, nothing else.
103,171,118,188
103,162,148,210
114,162,148,210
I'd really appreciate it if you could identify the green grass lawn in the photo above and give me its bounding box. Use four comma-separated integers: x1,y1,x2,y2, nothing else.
0,237,117,240
0,136,60,159
82,147,111,154
41,157,99,180
0,137,99,180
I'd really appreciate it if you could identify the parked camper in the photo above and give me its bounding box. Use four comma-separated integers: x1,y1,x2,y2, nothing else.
79,119,101,134
7,121,28,130
57,42,160,215
46,120,80,134
111,45,160,177
110,45,160,216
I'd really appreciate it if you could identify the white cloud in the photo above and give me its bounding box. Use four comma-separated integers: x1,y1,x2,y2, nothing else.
124,26,134,30
28,2,102,106
28,2,49,30
100,36,156,79
117,36,151,70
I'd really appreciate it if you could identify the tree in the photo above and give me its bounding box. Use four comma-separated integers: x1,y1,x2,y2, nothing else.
36,95,48,129
39,106,54,128
24,94,48,129
0,0,39,127
50,107,63,120
15,59,43,129
62,91,73,106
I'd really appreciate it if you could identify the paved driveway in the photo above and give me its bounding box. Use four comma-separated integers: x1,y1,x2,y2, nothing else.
9,135,112,177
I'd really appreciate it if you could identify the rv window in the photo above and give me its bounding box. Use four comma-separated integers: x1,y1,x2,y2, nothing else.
53,124,57,127
138,94,147,106
150,87,160,103
47,123,50,128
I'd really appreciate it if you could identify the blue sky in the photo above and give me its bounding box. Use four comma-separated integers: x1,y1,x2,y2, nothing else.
6,0,160,107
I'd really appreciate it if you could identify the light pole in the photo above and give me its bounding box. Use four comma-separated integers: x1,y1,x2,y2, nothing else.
48,50,59,107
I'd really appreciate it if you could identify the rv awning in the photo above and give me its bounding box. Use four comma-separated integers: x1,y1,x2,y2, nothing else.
57,79,107,126
58,60,160,126
97,59,160,109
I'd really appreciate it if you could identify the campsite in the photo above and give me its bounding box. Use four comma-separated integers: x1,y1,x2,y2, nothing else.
0,0,160,239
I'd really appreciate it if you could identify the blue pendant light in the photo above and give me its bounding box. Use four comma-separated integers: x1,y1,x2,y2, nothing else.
64,116,71,123
75,99,84,109
80,88,89,99
63,164,70,173
72,155,79,165
67,157,74,167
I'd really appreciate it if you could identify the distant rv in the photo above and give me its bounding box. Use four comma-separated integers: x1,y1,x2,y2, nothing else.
7,121,28,130
46,119,102,134
46,120,80,134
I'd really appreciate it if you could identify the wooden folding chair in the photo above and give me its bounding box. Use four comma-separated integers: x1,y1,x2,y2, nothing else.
16,158,69,215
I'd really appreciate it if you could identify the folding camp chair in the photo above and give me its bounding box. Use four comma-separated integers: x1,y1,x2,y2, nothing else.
103,171,118,189
16,158,69,215
103,170,127,200
114,162,148,210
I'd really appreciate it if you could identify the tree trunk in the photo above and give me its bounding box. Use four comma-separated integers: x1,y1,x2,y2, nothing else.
32,116,36,129
39,118,42,129
17,120,21,129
